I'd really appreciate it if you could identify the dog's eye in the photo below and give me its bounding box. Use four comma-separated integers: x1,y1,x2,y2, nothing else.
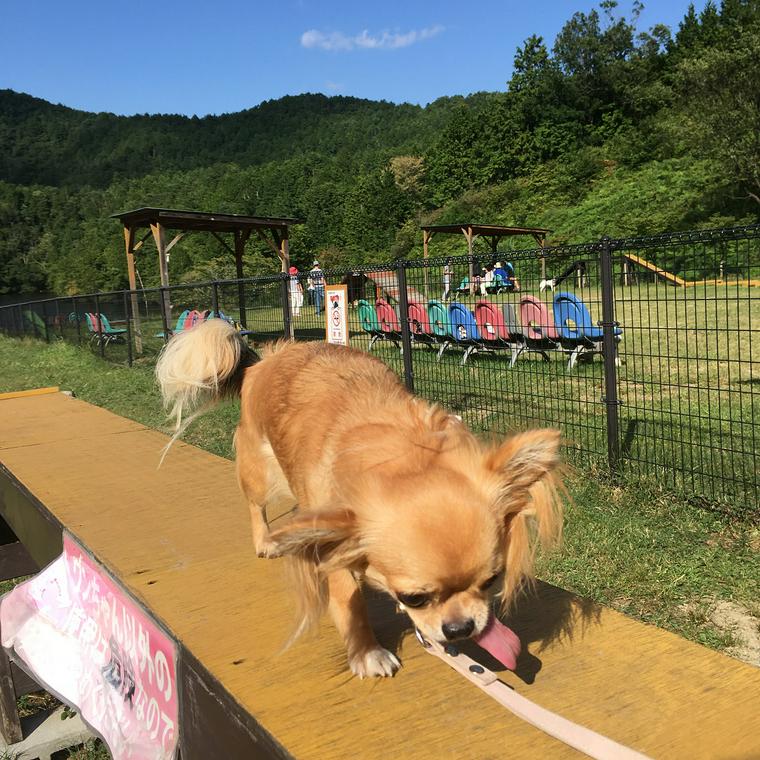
397,592,431,608
481,573,501,591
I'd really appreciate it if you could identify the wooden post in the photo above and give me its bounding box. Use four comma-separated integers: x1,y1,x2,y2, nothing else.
278,230,293,339
150,222,172,330
422,229,433,298
535,233,547,281
123,227,144,353
234,231,248,329
0,626,23,745
464,227,476,295
278,229,290,274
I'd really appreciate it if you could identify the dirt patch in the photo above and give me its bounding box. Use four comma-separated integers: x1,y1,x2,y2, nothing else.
710,600,760,667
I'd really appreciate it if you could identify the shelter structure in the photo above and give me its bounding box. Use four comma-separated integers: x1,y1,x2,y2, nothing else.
112,207,303,350
421,223,550,293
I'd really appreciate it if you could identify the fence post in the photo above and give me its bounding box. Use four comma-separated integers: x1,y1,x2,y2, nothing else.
72,297,81,345
237,280,248,329
599,237,621,473
123,290,133,367
281,275,293,339
41,301,50,343
211,281,219,316
159,287,171,345
94,293,105,358
54,298,63,339
396,262,415,392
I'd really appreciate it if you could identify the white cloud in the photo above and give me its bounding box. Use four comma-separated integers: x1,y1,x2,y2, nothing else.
301,25,443,52
324,81,344,91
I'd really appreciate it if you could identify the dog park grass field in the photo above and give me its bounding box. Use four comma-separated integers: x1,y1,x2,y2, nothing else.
1,333,758,668
67,277,755,505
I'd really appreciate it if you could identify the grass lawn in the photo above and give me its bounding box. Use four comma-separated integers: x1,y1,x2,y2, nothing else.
1,333,758,667
41,278,759,511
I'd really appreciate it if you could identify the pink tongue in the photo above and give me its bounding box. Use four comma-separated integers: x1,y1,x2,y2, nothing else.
473,616,521,670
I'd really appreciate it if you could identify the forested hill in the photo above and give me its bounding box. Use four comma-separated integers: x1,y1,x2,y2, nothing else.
2,1,759,296
0,90,458,187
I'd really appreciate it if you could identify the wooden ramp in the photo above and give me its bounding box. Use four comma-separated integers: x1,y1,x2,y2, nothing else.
1,392,759,759
366,270,426,304
623,254,687,286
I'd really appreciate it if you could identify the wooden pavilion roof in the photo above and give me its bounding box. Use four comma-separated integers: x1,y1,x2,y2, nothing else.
421,223,550,237
111,207,304,233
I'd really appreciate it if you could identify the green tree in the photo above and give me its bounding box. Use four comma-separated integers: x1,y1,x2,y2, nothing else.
676,27,760,206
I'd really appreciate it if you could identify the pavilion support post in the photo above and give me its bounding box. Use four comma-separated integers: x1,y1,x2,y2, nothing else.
275,229,293,338
534,233,547,281
464,227,476,295
423,230,433,298
234,231,248,329
150,222,172,330
123,227,144,354
277,230,290,274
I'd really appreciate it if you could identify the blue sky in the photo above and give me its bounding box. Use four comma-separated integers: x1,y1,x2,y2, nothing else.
2,0,701,116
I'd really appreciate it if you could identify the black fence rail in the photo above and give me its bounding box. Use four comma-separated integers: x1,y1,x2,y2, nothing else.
1,224,758,509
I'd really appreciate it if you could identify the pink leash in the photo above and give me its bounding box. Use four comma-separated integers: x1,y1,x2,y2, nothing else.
415,629,652,760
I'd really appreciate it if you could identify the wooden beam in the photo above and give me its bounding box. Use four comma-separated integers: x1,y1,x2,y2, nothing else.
211,231,235,257
150,223,169,288
150,222,172,329
132,230,152,253
533,233,547,280
253,228,282,259
422,230,433,297
279,231,290,274
463,226,477,295
123,226,144,353
234,232,248,329
165,231,188,257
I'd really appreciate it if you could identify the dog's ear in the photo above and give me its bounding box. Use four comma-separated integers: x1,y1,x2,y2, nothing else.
486,428,561,504
485,429,563,608
268,508,362,570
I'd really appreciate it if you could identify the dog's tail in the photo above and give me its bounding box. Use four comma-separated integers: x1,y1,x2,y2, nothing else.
155,319,257,455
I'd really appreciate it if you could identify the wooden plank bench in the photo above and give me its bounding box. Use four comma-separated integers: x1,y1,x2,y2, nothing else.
0,390,758,758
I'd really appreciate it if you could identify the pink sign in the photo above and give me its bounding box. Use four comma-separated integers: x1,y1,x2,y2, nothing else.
1,533,178,759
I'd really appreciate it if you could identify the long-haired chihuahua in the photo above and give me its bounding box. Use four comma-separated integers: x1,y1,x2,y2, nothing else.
156,319,562,677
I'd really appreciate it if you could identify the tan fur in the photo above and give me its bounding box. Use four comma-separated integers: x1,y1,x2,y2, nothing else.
156,324,563,677
155,319,246,452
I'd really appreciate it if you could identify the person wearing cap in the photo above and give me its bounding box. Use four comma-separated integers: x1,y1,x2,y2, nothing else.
288,266,303,317
309,260,326,314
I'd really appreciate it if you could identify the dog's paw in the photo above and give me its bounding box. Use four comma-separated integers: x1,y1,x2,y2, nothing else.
349,647,401,678
255,540,282,559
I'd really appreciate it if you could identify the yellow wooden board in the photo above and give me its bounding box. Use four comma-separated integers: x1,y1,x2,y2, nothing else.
0,387,59,402
1,392,759,759
623,254,687,287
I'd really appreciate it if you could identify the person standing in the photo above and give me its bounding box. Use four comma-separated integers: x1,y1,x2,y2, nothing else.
481,265,494,296
442,260,453,301
309,260,326,314
288,266,303,317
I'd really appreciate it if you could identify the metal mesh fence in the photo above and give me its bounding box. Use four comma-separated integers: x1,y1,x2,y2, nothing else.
1,224,758,508
612,229,759,505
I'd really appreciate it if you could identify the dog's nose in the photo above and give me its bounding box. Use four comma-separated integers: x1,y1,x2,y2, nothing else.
442,619,475,640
